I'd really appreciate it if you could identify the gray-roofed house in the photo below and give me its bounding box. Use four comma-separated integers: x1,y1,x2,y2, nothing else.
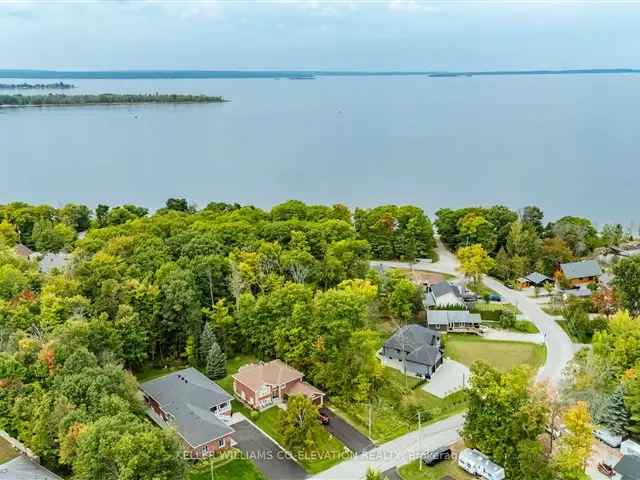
558,260,602,287
425,281,467,309
37,253,71,274
614,455,640,480
381,324,443,378
517,272,553,289
427,310,482,332
140,367,234,459
0,455,62,480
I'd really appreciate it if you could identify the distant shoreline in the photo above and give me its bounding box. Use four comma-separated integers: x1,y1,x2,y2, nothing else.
0,93,226,108
0,68,639,80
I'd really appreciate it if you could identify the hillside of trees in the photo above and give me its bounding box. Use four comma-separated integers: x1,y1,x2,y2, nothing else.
0,93,225,106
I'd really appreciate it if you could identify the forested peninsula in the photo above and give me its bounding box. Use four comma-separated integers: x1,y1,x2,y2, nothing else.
0,93,225,107
0,82,75,90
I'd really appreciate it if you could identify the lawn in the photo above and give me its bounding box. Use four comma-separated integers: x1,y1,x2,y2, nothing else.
0,437,18,464
136,362,187,382
446,335,546,373
398,459,474,480
189,451,265,480
333,367,468,444
251,406,347,474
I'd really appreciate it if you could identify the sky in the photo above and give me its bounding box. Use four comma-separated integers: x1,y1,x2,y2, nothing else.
1,0,640,70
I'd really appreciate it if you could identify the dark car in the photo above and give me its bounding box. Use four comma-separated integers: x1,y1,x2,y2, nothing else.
318,412,330,425
488,293,502,302
421,446,452,466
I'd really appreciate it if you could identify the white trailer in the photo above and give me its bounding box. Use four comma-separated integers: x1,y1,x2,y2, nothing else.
458,448,506,480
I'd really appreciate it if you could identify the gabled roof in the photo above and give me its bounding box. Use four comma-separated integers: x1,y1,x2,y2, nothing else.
14,244,33,258
406,343,441,366
615,455,640,480
430,281,462,299
232,360,303,392
427,310,481,326
560,260,602,280
383,324,441,353
0,455,62,480
287,381,324,399
524,272,552,285
140,367,233,446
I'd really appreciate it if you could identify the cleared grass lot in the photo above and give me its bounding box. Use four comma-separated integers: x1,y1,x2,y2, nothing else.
398,458,475,480
446,335,546,373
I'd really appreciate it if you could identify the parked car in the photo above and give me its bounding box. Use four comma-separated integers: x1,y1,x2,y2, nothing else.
488,293,502,302
597,462,615,477
318,412,330,425
421,446,452,466
593,429,623,448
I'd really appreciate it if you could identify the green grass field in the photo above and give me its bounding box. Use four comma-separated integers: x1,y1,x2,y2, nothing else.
0,437,18,464
334,367,468,444
188,451,265,480
398,459,474,480
446,335,546,373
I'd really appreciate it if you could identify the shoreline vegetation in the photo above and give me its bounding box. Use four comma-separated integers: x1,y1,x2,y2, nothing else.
0,68,639,80
0,93,226,107
0,81,75,90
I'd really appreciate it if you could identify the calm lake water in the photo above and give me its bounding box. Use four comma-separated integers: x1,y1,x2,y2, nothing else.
1,75,638,226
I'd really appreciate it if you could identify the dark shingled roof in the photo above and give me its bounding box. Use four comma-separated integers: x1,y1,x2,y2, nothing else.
524,272,552,285
560,260,602,280
383,324,440,352
140,367,234,447
430,281,462,299
406,344,441,366
615,455,640,480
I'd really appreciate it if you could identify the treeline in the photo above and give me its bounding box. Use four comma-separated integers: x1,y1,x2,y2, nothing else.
0,93,225,106
0,199,433,478
435,205,624,283
0,82,75,90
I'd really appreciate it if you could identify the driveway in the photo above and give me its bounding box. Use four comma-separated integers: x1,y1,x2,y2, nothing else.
233,420,307,480
312,413,464,480
422,359,470,398
320,407,374,454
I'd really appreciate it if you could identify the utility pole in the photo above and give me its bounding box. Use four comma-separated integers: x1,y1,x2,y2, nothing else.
418,411,422,472
368,401,372,439
210,457,214,480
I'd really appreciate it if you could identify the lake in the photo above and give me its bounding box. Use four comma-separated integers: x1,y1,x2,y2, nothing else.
1,74,638,227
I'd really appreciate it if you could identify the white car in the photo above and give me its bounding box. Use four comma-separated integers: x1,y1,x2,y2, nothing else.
593,429,623,448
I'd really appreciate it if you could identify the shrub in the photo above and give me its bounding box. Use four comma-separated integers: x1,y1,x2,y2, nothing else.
499,310,516,329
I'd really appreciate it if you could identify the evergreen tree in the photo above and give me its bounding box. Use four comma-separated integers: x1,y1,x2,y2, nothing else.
199,323,216,367
205,341,227,380
601,385,629,435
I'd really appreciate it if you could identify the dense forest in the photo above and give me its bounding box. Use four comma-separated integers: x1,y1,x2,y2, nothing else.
0,82,75,90
0,199,434,478
0,93,225,106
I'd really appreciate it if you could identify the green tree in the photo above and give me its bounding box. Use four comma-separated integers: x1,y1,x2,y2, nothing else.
600,384,629,435
388,276,420,323
522,206,545,237
199,322,217,366
205,341,227,380
613,256,640,315
554,401,593,480
278,395,321,454
457,244,495,285
0,220,18,246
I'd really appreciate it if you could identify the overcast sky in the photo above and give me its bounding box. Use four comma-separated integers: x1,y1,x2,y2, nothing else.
1,1,640,70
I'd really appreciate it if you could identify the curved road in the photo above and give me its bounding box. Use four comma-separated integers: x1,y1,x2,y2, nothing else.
371,240,574,386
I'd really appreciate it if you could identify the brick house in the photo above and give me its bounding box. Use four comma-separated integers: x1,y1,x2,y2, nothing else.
232,359,325,410
140,367,234,459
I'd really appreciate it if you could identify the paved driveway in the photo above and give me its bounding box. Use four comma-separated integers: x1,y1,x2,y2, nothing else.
320,407,375,454
233,420,307,480
422,359,470,398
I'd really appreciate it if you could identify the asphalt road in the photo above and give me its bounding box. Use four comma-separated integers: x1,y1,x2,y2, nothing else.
233,420,308,480
320,407,375,454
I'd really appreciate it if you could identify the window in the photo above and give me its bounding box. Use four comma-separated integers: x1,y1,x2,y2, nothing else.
202,444,209,456
219,438,225,448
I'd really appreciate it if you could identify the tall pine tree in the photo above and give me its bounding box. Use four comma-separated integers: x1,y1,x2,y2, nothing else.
206,341,227,380
601,384,629,435
199,323,216,367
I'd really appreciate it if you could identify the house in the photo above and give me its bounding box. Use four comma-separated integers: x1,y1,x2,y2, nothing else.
140,367,234,459
516,272,553,289
458,449,505,480
37,253,71,274
381,324,443,379
614,455,640,480
425,281,467,309
232,360,325,410
0,455,62,480
14,244,34,259
426,310,482,332
557,260,602,287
